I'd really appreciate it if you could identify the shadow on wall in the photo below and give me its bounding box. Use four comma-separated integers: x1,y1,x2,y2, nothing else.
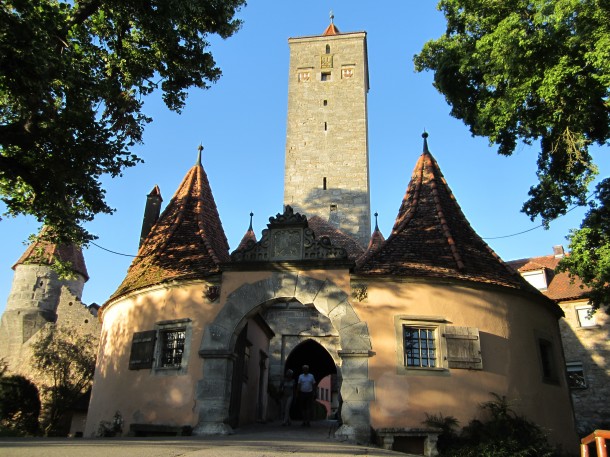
559,306,610,436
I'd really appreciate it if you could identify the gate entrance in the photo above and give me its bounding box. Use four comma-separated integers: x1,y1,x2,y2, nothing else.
285,339,338,420
195,272,375,443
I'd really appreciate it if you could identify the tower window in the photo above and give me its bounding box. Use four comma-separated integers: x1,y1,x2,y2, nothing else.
325,44,330,54
330,204,337,212
321,72,331,82
323,177,327,190
324,122,327,131
323,99,328,106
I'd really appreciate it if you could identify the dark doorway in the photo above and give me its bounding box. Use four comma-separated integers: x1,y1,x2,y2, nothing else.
285,339,338,420
228,325,248,428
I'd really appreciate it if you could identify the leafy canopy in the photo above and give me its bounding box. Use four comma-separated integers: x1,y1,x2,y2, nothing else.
31,325,97,436
0,0,245,244
415,0,609,310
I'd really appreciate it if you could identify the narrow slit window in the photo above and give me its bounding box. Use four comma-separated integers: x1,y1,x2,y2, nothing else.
326,44,330,54
323,99,328,106
324,122,327,131
323,177,327,190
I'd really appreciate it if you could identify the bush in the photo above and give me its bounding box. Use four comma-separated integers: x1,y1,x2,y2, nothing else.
0,375,41,436
424,393,559,457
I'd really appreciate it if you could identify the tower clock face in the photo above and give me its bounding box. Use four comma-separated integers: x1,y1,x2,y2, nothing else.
321,54,333,69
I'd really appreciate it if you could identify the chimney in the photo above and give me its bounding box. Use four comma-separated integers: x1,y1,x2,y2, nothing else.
553,245,565,259
140,185,163,247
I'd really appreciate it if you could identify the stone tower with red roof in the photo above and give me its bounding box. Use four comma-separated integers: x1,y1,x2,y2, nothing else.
0,228,94,374
284,15,371,247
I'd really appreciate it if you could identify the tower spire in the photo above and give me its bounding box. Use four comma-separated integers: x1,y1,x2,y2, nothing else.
248,212,254,231
422,131,429,154
196,144,203,165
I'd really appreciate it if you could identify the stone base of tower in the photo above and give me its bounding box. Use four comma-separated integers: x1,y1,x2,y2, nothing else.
335,424,371,444
192,422,234,436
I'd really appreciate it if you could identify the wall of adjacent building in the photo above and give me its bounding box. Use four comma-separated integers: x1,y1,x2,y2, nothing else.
559,299,610,434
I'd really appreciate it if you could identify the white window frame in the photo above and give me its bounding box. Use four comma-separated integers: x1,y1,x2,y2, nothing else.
575,305,596,328
566,361,587,389
395,316,449,375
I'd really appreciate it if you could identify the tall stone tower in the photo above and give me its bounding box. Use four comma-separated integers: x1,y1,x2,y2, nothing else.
284,18,371,246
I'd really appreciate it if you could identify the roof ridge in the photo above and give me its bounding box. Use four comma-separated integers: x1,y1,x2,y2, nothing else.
426,154,464,270
195,165,223,265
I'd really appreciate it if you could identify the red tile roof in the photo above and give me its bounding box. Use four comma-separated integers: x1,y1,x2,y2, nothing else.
506,255,590,302
236,228,257,252
361,224,385,262
14,227,89,280
307,216,365,260
322,23,340,36
107,159,229,302
357,142,534,291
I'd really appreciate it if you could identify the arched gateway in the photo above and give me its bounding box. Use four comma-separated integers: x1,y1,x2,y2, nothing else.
194,271,375,442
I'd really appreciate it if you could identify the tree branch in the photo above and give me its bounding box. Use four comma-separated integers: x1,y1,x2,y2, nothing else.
68,0,103,29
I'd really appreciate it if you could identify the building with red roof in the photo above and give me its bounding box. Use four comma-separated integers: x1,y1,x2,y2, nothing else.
83,19,579,455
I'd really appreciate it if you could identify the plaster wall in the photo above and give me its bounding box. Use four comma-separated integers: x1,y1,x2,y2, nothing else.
359,280,578,452
84,281,220,436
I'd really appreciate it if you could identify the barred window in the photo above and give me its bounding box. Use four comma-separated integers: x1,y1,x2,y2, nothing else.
404,326,437,368
128,318,191,373
159,328,186,368
566,362,587,389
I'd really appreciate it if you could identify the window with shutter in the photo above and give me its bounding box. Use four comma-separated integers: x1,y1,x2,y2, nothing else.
443,326,483,370
394,315,450,374
129,330,156,370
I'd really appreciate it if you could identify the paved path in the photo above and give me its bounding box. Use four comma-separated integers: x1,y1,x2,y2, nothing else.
0,421,416,457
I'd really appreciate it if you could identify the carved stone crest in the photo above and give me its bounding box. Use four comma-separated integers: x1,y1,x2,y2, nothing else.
231,206,347,263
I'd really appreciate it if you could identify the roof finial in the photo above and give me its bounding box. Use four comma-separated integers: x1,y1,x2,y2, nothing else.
196,144,203,165
248,212,254,231
330,10,334,24
374,212,379,231
422,130,429,153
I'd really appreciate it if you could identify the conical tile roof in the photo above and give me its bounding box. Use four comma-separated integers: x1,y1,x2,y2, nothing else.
14,226,89,280
235,212,257,252
108,152,229,302
357,136,532,290
361,212,385,259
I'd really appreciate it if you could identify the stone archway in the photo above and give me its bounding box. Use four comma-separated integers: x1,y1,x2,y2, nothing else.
193,272,374,443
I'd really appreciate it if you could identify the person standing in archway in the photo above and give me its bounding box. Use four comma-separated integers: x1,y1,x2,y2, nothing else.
297,364,316,427
280,369,295,426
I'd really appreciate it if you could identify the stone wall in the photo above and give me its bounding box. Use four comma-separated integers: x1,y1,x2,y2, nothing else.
284,32,371,246
559,299,610,434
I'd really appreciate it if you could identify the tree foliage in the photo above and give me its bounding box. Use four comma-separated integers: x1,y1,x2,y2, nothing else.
415,0,609,309
0,0,245,244
558,180,610,310
31,325,97,436
0,373,41,436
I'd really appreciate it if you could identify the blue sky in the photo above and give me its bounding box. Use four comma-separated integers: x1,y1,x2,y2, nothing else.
1,2,608,312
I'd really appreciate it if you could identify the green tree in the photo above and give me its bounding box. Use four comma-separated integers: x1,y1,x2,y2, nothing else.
31,325,97,436
415,0,609,310
0,374,41,436
0,0,245,244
